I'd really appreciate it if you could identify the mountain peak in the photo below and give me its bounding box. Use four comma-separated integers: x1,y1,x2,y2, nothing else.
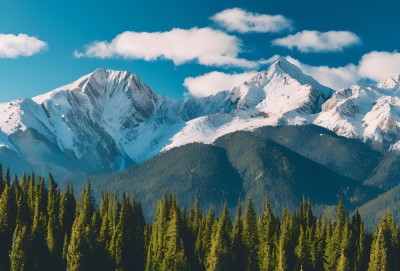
89,68,133,80
270,56,297,71
268,57,306,77
378,73,400,90
253,57,334,97
33,68,152,104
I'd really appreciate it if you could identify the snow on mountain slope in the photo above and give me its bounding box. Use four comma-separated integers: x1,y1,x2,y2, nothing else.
1,57,400,178
378,73,400,90
32,68,188,169
314,75,400,151
232,57,333,118
163,57,334,150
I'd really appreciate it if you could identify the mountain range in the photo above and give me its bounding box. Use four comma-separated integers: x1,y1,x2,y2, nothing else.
2,57,400,176
2,57,400,226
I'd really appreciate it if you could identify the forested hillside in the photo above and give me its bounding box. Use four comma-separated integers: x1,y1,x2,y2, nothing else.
0,167,398,271
91,130,379,217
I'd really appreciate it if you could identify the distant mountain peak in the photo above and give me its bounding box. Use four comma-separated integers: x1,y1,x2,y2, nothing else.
269,56,300,74
3,59,400,180
89,68,136,82
251,57,334,97
378,73,400,90
33,68,153,105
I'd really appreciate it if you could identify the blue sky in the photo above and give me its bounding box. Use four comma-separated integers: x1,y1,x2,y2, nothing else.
1,0,400,102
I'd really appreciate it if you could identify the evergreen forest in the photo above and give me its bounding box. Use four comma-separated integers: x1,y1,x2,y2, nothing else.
0,166,398,271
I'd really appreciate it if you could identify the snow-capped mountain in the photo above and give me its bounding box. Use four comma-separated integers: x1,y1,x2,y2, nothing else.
1,57,400,178
0,68,237,175
164,57,333,150
315,74,400,151
0,69,182,174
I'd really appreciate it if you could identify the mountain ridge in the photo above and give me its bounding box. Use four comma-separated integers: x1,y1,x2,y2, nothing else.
1,57,400,179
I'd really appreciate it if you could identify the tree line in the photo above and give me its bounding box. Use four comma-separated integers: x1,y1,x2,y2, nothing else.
0,165,398,271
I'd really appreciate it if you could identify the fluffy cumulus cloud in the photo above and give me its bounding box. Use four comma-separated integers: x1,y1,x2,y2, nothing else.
184,71,257,97
74,28,257,68
286,57,359,89
211,8,292,33
272,30,361,53
286,51,400,90
185,51,400,97
0,33,47,58
358,51,400,82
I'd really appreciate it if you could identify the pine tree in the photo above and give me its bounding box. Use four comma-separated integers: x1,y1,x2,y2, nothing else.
59,183,76,235
351,210,366,271
15,172,31,226
161,208,188,271
231,200,246,271
132,201,145,271
66,182,98,271
5,167,11,185
145,194,170,271
368,226,388,271
294,225,312,271
186,198,203,271
0,184,17,270
368,212,398,271
258,200,278,271
337,249,351,271
61,234,69,268
27,172,36,213
325,198,347,271
30,177,50,271
47,174,63,270
97,193,115,270
195,207,215,270
337,222,351,271
206,203,233,271
115,196,138,271
242,198,259,271
277,209,294,271
10,224,29,271
311,217,326,271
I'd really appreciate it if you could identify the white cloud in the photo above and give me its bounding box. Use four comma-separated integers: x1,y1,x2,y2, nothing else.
285,51,400,89
0,33,47,58
358,51,400,82
184,51,400,97
184,71,257,97
272,30,361,53
258,54,281,65
75,28,257,68
211,8,293,33
286,56,359,89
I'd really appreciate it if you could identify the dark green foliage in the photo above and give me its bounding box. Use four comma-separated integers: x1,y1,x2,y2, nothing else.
10,224,29,271
93,143,243,219
0,183,17,270
358,184,400,230
161,208,188,271
258,200,278,271
215,130,378,212
256,125,382,182
0,167,400,271
231,201,246,271
364,152,400,190
242,198,259,271
92,128,379,222
206,204,233,271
